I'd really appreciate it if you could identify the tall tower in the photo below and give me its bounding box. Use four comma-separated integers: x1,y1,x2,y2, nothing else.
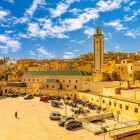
93,27,104,71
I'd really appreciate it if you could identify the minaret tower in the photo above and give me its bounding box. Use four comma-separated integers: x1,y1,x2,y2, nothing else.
93,27,104,71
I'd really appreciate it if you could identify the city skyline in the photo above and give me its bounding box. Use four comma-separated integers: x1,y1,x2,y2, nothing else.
0,0,140,59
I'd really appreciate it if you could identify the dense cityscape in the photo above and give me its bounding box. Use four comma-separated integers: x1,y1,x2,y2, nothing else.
0,0,140,140
0,27,140,140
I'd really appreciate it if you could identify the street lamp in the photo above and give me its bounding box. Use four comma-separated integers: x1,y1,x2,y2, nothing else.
99,94,102,108
64,94,68,117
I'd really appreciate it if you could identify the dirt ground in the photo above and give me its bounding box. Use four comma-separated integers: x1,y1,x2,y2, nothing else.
0,96,105,140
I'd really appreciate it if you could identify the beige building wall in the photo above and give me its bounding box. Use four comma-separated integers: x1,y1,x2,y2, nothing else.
121,89,140,100
89,81,120,93
8,75,21,82
103,87,121,96
22,75,91,90
115,61,140,83
76,64,93,72
77,92,140,121
28,63,50,71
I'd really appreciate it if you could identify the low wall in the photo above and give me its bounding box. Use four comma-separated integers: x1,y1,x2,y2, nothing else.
112,129,140,140
81,112,113,122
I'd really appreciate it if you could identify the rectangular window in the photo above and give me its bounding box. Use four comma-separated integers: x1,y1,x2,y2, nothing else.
52,86,54,88
76,80,78,83
46,85,48,88
102,100,105,103
63,80,65,82
109,101,111,105
114,102,116,107
67,85,69,87
125,105,129,110
134,108,138,113
69,80,71,83
120,104,122,109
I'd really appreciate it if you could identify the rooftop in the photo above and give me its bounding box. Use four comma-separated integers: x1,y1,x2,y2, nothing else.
24,70,92,76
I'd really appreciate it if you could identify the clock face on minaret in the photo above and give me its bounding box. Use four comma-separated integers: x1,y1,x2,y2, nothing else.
93,27,104,71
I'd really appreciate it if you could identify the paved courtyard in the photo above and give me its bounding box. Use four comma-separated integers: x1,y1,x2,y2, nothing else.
0,96,106,140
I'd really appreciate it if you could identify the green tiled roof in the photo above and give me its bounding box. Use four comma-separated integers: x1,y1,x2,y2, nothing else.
24,70,92,76
46,79,59,83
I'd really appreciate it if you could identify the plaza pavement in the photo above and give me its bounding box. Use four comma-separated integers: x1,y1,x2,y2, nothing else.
0,96,106,140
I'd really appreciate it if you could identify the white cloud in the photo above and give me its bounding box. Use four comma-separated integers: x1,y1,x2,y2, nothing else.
66,0,80,4
96,0,122,12
4,0,14,3
73,49,79,52
125,28,140,38
123,7,130,12
4,30,15,34
69,8,81,15
25,0,46,18
27,22,47,38
0,45,9,54
70,39,85,45
0,8,9,20
104,20,127,31
18,33,30,39
16,0,46,23
26,21,69,39
84,28,95,38
29,51,36,56
17,0,131,40
114,45,122,52
123,1,137,12
63,8,99,31
36,47,55,58
49,0,80,18
49,3,69,18
124,9,140,22
129,1,137,6
63,51,75,59
77,40,85,45
104,32,112,40
0,34,21,53
115,45,120,50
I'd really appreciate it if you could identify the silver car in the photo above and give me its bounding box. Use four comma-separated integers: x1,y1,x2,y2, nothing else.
49,111,62,120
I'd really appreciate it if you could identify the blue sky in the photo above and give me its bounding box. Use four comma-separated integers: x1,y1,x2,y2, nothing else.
0,0,140,59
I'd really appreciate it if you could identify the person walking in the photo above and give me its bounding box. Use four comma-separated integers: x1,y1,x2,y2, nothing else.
15,111,17,118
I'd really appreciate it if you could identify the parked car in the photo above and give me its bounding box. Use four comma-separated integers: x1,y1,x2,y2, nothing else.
21,93,27,97
11,93,19,98
40,96,48,102
64,119,82,130
49,111,62,120
51,100,59,107
58,117,75,127
24,94,34,99
6,93,13,97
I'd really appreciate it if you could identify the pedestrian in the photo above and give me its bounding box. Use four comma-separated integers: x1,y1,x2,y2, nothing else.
15,111,17,118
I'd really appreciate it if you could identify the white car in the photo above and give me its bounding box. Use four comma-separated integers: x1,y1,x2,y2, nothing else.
24,94,34,99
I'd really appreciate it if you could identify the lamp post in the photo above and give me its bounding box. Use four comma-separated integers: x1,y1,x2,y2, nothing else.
64,94,68,117
99,94,102,108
